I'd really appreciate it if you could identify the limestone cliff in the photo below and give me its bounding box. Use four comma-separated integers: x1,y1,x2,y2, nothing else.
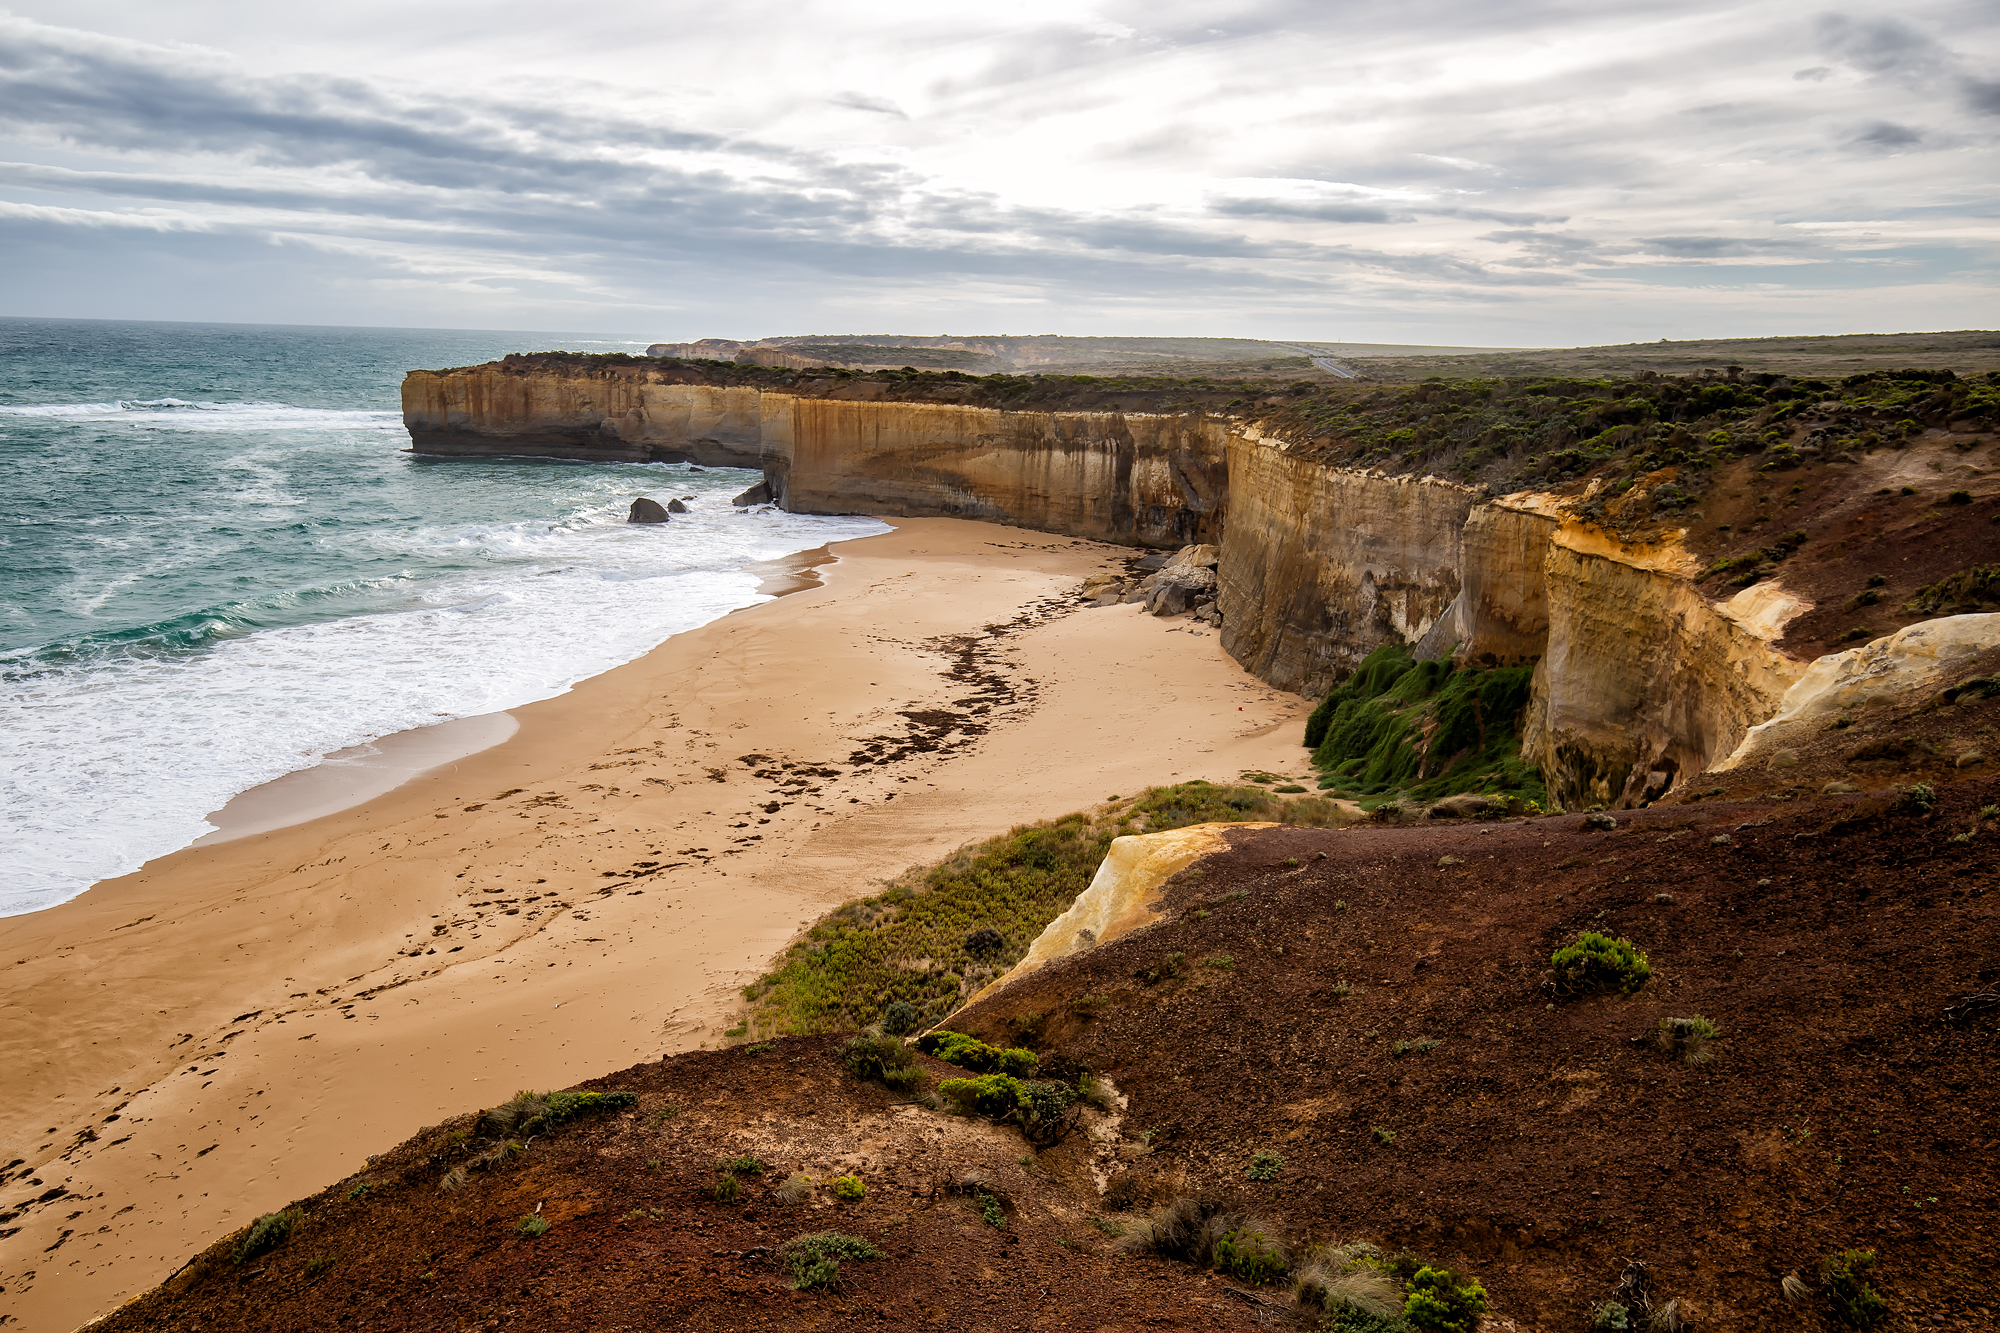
404,355,2000,809
403,359,1224,548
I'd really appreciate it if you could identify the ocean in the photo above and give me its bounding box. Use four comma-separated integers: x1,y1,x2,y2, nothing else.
0,317,886,917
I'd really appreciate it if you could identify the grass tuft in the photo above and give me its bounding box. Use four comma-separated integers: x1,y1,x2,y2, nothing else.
234,1209,302,1264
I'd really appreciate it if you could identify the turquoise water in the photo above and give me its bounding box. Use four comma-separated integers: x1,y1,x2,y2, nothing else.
0,317,885,916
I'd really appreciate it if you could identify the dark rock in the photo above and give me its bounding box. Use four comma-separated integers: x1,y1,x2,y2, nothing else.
627,497,671,524
1582,811,1618,831
666,499,689,513
732,481,773,507
1133,551,1173,572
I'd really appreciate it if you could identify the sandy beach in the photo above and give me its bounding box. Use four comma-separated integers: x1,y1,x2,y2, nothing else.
0,517,1311,1331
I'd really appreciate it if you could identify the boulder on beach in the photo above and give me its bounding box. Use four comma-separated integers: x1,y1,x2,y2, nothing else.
666,498,688,513
732,480,773,507
627,497,671,524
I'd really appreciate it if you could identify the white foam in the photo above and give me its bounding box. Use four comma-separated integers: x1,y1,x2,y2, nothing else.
0,400,404,433
0,501,888,916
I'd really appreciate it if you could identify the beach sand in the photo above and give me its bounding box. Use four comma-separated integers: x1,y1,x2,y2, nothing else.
0,518,1311,1330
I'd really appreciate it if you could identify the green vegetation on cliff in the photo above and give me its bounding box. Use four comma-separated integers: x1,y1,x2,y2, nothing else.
1304,646,1542,808
738,782,1349,1039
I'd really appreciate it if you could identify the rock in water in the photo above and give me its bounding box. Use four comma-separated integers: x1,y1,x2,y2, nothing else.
666,498,689,513
732,480,773,507
628,497,671,524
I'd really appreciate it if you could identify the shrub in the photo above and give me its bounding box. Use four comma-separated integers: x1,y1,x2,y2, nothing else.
513,1214,550,1237
775,1173,814,1205
1204,954,1236,970
483,1088,637,1137
1246,1149,1285,1181
722,1154,765,1177
1821,1249,1889,1329
841,1034,925,1093
303,1253,337,1280
1550,932,1651,995
977,1193,1007,1227
880,1000,921,1035
916,1030,1038,1077
1403,1265,1488,1333
1371,1126,1396,1145
1213,1225,1289,1284
344,1182,371,1201
705,1173,741,1204
781,1231,883,1290
831,1174,865,1202
234,1209,303,1264
1591,1301,1632,1329
1654,1016,1721,1064
937,1074,1080,1146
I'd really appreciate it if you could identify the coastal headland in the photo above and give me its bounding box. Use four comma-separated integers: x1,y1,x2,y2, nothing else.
0,519,1309,1329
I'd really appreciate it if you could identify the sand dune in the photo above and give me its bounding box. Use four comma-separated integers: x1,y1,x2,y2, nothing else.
0,517,1311,1331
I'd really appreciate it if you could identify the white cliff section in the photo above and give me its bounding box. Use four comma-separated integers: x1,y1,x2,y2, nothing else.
1715,613,2000,770
966,823,1250,1006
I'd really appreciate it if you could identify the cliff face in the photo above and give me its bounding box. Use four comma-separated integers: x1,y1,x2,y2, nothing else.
1217,431,1475,696
402,367,778,468
780,399,1225,547
400,358,1857,807
404,363,1226,548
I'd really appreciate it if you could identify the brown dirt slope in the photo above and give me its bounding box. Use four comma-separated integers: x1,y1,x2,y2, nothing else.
72,1039,1269,1333
951,780,2000,1331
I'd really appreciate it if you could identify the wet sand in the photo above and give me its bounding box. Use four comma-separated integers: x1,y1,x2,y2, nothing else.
0,518,1313,1331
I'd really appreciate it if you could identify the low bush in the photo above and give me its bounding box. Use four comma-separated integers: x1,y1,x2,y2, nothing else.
513,1214,550,1238
1821,1249,1889,1329
483,1088,637,1138
1403,1265,1487,1333
915,1030,1038,1076
831,1174,865,1202
880,1000,921,1035
234,1209,303,1264
1550,932,1651,995
977,1193,1007,1228
937,1073,1080,1146
302,1253,337,1280
781,1231,883,1291
1246,1148,1285,1181
721,1154,765,1177
841,1034,925,1093
704,1173,741,1204
1653,1016,1721,1064
1214,1225,1289,1284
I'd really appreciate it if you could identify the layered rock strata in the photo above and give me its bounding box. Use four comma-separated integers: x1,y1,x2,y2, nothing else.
404,363,1224,548
402,359,1850,806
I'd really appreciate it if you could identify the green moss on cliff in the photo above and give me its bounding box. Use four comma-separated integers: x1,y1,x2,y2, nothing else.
1305,647,1543,807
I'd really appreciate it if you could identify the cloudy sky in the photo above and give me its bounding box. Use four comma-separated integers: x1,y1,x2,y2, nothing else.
0,1,1994,345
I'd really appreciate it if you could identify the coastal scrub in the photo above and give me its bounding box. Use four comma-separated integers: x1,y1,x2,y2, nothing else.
739,782,1349,1037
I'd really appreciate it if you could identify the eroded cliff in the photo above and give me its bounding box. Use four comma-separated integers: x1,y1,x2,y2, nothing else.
402,355,2000,807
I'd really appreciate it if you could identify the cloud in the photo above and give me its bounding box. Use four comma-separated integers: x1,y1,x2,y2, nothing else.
830,92,908,119
1851,120,1926,149
0,4,1991,342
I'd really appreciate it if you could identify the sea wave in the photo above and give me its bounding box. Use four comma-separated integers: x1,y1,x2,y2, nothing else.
0,399,403,432
0,501,889,917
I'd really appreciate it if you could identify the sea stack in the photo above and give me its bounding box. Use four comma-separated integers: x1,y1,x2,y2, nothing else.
627,497,671,524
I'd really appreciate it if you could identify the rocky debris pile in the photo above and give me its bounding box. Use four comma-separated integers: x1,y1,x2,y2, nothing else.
1079,545,1222,625
627,497,671,524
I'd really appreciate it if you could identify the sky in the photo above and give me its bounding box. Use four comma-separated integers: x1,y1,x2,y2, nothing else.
0,1,1994,346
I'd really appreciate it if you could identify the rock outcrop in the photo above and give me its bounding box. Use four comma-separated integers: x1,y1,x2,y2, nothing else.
1714,613,2000,771
627,497,670,524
